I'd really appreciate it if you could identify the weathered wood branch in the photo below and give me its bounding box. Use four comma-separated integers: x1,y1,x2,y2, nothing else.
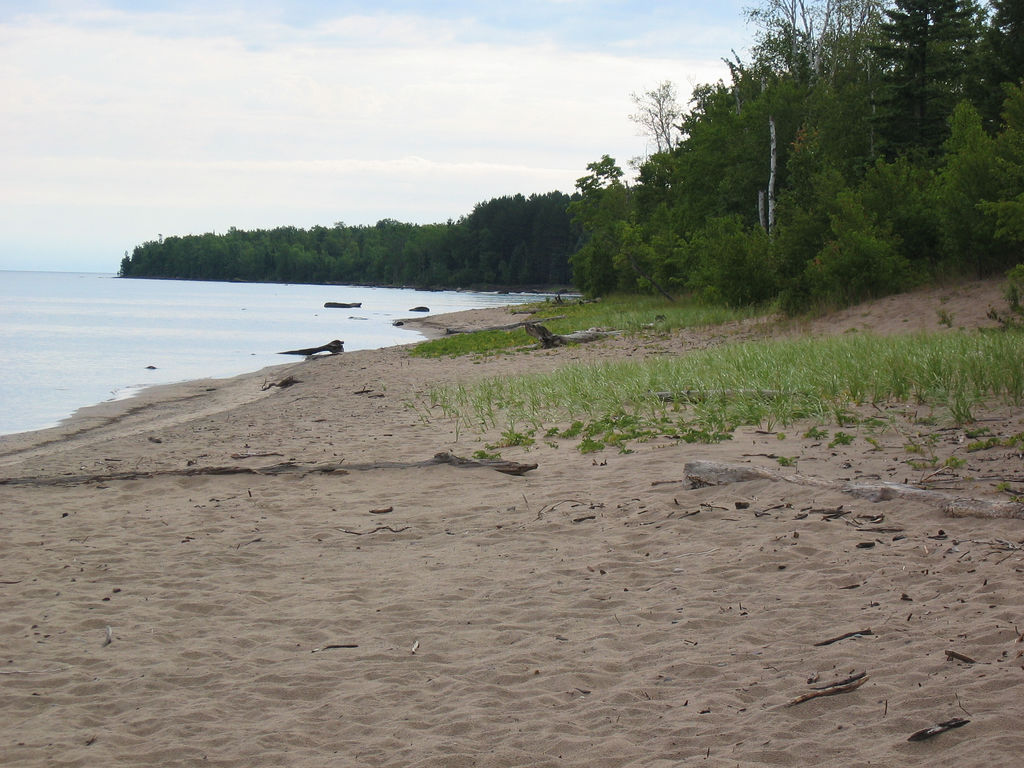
523,322,621,348
442,315,568,335
0,461,349,487
1,452,536,488
261,375,301,391
907,718,970,742
683,460,1024,519
814,629,873,646
786,672,868,706
278,340,344,356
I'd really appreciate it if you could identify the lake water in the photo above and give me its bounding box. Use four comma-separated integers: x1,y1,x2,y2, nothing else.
0,272,542,436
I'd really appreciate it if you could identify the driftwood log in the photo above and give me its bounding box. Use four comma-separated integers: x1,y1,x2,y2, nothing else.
324,302,361,308
278,340,344,356
443,315,567,335
0,452,537,488
683,459,1024,519
524,322,621,348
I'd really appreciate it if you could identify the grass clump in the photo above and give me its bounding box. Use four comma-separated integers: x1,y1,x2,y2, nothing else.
429,328,1024,452
410,328,533,358
410,295,762,358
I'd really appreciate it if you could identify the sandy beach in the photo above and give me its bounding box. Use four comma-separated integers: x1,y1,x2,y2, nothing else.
2,280,1022,767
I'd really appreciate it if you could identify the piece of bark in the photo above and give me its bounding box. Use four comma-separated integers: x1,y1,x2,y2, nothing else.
944,649,977,664
907,718,970,742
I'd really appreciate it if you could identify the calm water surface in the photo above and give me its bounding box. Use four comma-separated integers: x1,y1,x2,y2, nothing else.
0,272,541,435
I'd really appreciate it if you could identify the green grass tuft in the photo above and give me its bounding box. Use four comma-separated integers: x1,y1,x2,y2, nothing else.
428,328,1024,453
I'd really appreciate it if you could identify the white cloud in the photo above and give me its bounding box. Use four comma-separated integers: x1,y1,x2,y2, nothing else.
0,4,741,270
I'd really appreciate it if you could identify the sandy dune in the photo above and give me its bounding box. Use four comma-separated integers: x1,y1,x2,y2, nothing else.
1,280,1021,767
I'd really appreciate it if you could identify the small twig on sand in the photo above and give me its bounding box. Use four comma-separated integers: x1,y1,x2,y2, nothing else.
945,649,977,664
814,629,873,646
786,672,868,706
907,717,970,742
337,526,410,536
261,375,301,391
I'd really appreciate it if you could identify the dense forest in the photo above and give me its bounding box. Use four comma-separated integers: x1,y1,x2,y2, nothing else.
572,0,1024,308
121,1,1024,308
119,191,579,289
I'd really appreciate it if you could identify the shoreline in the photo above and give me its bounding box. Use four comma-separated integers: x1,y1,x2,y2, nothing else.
2,284,1022,767
0,305,516,456
0,271,548,440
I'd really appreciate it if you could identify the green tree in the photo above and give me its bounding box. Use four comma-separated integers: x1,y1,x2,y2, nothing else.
935,99,1005,275
978,0,1024,127
874,0,985,157
568,156,633,295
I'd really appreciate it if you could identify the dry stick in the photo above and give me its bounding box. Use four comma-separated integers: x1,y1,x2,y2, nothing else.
260,375,301,391
920,466,956,484
311,644,358,652
945,649,977,664
337,526,410,536
1,452,537,488
907,718,970,742
786,672,868,706
814,629,873,646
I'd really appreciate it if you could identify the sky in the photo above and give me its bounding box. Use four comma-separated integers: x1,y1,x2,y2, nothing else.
1,1,753,272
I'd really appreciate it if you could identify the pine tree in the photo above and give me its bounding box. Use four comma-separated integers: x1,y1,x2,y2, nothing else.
874,0,984,157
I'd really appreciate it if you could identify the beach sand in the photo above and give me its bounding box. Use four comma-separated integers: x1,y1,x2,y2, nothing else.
1,280,1022,767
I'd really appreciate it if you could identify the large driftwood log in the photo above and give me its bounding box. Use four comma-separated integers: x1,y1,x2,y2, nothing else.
683,460,1024,519
523,322,621,348
0,452,537,488
324,302,361,308
278,340,344,356
443,315,567,335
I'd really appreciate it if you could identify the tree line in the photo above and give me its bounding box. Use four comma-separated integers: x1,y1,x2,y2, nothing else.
572,0,1024,308
122,2,1022,308
119,191,579,289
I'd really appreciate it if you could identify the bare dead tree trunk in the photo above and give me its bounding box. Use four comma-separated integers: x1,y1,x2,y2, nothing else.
625,250,674,302
768,115,778,233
